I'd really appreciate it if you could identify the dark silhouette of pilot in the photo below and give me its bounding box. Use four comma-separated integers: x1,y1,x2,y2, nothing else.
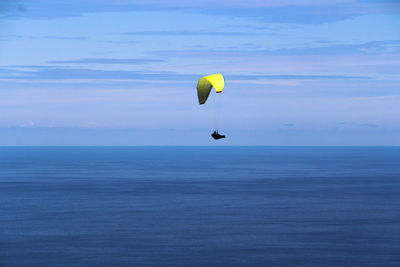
211,130,225,140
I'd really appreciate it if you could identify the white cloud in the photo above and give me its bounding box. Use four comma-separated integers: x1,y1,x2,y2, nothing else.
111,0,355,8
19,121,36,127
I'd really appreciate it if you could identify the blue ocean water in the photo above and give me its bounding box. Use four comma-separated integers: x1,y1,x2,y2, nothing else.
1,146,399,266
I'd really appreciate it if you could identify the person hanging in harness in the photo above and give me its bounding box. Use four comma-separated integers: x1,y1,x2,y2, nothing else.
211,130,225,140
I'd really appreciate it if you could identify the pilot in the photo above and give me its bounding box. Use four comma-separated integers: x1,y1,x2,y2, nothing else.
211,130,226,140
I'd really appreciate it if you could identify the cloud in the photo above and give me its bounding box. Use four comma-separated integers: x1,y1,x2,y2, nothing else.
0,0,25,17
80,121,102,128
150,40,400,58
0,67,198,81
361,123,379,128
122,30,277,36
107,0,356,8
4,0,399,24
0,66,371,81
0,35,88,41
48,58,166,65
42,36,88,40
0,34,24,42
19,121,36,128
283,123,295,127
207,2,399,24
231,74,369,80
0,67,30,78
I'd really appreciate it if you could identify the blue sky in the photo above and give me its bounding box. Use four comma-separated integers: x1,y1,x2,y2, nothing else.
0,0,399,145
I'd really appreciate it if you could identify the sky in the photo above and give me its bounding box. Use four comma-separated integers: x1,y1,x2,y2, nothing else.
0,0,399,145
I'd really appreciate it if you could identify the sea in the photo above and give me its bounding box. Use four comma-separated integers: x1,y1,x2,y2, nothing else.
0,146,399,266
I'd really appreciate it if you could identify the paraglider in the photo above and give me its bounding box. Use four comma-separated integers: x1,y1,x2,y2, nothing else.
196,74,224,105
196,74,226,140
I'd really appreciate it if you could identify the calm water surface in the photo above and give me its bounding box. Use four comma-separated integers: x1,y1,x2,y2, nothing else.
1,147,399,266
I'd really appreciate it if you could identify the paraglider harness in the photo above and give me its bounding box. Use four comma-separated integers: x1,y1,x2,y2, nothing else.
211,130,225,140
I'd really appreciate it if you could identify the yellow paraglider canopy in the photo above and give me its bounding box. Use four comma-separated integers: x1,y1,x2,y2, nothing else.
196,74,224,105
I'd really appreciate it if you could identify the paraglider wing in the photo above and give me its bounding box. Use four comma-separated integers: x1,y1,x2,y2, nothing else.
197,74,224,104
